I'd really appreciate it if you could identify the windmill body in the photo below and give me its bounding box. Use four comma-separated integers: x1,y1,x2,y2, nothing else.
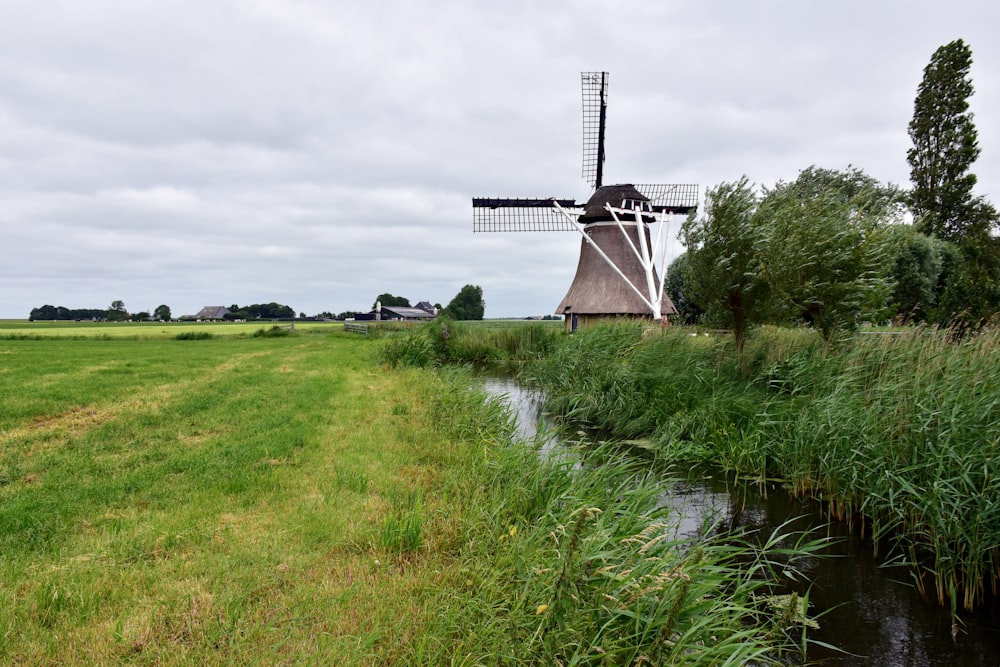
472,72,698,331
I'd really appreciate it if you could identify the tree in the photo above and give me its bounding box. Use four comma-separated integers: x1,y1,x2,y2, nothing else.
931,199,1000,324
107,300,129,322
441,284,485,320
30,305,108,321
907,39,1000,325
907,39,981,242
664,253,704,325
153,304,172,321
756,167,901,340
29,305,59,321
680,177,764,350
885,225,947,322
373,294,410,309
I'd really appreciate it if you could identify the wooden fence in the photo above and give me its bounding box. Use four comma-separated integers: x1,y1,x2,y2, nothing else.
343,322,369,335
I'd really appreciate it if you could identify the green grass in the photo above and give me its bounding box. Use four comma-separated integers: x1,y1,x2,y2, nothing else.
0,331,462,663
376,319,562,369
0,319,341,339
419,435,830,665
0,326,826,664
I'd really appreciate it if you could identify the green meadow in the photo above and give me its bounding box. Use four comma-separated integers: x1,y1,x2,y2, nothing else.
0,319,341,339
1,331,449,662
0,324,823,665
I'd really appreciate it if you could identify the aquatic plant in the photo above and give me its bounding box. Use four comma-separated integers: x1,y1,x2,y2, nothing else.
419,416,830,664
527,322,1000,614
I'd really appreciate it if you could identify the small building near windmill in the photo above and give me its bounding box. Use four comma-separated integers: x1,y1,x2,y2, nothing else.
356,302,438,322
556,184,678,332
193,306,230,321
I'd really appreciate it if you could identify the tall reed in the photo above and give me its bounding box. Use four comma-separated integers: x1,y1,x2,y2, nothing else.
376,319,561,369
417,372,830,664
527,322,1000,614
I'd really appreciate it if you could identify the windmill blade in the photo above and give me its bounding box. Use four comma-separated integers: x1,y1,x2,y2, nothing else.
633,184,700,215
472,197,579,232
581,71,608,190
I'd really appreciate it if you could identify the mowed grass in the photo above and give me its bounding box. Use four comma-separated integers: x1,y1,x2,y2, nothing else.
0,319,342,339
0,331,483,664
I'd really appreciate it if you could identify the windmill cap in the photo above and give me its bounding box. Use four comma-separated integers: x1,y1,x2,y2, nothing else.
580,184,655,223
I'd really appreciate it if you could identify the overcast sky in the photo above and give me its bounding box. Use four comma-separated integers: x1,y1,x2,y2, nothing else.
2,1,999,319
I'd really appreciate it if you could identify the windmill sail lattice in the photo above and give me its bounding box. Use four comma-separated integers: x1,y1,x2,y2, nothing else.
472,72,698,330
582,71,608,189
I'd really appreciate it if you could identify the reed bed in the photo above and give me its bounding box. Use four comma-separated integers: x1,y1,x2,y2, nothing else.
526,322,1000,615
419,376,830,664
376,319,561,369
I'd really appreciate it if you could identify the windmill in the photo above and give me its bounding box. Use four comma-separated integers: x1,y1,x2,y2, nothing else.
472,72,698,331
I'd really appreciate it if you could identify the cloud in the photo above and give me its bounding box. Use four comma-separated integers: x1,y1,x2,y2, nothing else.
1,0,999,318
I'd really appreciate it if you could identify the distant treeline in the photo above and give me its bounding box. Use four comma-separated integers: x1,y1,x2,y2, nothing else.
222,303,295,320
29,305,109,321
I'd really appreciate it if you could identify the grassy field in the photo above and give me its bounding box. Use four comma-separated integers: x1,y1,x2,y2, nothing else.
0,320,344,339
0,324,825,665
0,329,480,663
0,319,562,340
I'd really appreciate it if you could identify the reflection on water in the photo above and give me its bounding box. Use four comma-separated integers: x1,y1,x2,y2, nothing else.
482,376,1000,666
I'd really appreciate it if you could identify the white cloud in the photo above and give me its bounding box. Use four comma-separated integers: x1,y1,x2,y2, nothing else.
1,0,999,317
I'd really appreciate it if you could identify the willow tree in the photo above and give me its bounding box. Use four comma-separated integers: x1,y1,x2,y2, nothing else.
680,177,764,350
756,167,901,340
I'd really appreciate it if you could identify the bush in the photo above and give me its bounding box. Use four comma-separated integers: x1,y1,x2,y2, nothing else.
252,325,292,338
174,331,214,340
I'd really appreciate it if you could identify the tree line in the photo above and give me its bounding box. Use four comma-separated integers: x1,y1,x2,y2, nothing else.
222,303,295,320
669,39,999,348
29,301,172,322
29,285,487,323
28,301,298,322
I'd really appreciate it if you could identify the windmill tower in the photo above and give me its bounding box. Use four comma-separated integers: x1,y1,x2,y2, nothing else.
473,72,698,332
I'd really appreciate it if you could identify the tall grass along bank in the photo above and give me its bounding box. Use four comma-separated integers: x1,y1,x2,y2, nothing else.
527,321,1000,617
417,384,830,665
376,318,561,369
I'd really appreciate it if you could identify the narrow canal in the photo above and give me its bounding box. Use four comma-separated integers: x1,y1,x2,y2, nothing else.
483,376,1000,666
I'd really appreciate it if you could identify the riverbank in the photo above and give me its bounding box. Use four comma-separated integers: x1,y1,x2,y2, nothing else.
524,321,1000,617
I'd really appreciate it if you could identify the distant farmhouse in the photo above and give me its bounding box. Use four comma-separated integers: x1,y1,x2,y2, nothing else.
355,301,437,322
192,306,230,320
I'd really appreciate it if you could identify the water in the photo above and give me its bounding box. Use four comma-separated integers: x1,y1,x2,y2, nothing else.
482,376,1000,666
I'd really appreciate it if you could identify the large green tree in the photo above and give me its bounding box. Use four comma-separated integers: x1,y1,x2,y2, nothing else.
107,300,129,322
373,293,410,309
907,39,1000,324
907,39,981,242
885,225,947,322
931,199,1000,324
153,304,172,321
756,167,901,340
680,177,764,350
441,284,485,321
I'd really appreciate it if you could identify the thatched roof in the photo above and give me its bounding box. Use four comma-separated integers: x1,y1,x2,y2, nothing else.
556,185,676,318
578,184,656,224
